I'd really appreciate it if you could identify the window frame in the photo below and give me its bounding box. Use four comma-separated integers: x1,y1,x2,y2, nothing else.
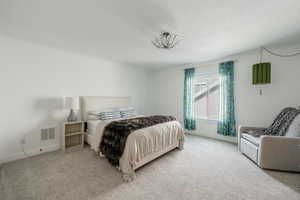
193,72,220,121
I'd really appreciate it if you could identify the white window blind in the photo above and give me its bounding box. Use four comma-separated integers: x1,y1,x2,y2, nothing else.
193,73,219,120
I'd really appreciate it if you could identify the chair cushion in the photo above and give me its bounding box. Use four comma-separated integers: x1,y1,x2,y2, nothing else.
241,133,260,146
285,114,300,137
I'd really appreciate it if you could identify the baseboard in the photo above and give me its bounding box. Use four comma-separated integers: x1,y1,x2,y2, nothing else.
186,132,238,144
0,143,60,165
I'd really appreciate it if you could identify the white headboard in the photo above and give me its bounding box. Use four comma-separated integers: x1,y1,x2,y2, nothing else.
80,96,132,121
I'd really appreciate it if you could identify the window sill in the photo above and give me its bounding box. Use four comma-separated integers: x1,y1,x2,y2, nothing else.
196,118,218,122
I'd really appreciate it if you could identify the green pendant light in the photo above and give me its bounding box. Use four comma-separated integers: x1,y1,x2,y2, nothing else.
252,47,271,95
252,62,271,84
252,47,271,85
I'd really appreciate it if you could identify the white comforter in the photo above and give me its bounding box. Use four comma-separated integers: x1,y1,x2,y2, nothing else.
90,117,185,179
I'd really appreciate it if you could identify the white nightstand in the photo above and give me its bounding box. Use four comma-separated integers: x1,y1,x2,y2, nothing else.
62,121,85,151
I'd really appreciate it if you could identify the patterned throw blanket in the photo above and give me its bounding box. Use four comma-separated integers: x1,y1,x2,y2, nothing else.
251,107,300,137
100,115,176,166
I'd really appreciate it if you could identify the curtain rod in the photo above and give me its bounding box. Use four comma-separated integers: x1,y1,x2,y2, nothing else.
195,72,218,75
183,59,238,69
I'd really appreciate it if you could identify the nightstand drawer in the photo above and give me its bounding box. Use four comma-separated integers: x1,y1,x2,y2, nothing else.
66,134,83,148
65,123,83,135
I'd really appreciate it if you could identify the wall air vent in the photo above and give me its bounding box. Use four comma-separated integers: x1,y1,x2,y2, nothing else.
41,127,56,141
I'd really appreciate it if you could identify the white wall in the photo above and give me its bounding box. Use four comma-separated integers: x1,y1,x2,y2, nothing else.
151,43,300,143
2,33,300,163
0,35,152,163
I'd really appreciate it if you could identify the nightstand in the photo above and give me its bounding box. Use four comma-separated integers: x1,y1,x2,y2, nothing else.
62,121,85,151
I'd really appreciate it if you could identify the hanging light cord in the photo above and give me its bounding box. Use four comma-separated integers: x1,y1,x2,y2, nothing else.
262,46,300,57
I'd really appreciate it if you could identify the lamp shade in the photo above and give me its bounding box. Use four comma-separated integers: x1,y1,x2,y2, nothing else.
252,62,271,84
64,97,79,110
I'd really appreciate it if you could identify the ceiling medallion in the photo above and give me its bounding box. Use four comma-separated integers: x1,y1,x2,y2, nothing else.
152,31,179,49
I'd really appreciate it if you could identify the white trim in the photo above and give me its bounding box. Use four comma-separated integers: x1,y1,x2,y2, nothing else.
185,131,237,144
195,117,218,121
194,73,220,120
195,72,218,76
0,143,60,165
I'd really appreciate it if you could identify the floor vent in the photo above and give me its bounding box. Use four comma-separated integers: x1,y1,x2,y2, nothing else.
41,127,56,141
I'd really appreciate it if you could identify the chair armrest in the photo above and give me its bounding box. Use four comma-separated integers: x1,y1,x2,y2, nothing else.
260,135,300,144
258,136,300,171
238,126,266,151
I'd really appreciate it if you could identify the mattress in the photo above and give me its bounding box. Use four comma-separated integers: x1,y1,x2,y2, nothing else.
86,115,142,139
87,120,102,136
86,119,121,145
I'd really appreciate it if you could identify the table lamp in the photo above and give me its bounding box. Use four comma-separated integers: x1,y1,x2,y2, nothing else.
64,96,79,122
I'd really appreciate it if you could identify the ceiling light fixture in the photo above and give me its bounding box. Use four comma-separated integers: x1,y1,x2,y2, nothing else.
152,31,179,49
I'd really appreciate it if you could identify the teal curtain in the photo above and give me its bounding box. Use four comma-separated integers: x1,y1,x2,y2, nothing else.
217,61,236,136
184,68,196,130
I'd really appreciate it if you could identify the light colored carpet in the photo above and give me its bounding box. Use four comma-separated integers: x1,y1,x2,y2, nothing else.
1,135,299,200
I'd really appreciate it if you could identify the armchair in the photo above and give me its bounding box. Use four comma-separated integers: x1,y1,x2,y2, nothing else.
238,115,300,172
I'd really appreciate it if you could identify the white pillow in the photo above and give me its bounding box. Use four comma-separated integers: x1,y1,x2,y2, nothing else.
286,114,300,137
99,111,121,120
87,115,100,120
88,108,121,120
89,108,119,115
120,108,136,118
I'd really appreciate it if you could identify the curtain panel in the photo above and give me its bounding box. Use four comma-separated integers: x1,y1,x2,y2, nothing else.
183,68,196,130
217,61,237,136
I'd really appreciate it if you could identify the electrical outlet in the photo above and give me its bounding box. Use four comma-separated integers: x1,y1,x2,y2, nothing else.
21,138,26,144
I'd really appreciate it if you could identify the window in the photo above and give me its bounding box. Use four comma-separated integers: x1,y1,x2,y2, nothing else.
193,73,219,120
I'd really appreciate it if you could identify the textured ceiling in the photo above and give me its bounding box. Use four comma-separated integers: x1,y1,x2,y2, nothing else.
1,0,300,68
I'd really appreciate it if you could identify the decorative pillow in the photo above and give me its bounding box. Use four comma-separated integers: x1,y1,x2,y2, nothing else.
89,108,117,115
98,111,121,120
120,108,136,118
88,109,121,120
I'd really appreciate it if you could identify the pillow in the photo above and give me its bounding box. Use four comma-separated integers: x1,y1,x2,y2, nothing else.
89,108,118,115
120,108,136,118
99,111,121,120
286,114,300,137
88,109,121,120
87,114,101,120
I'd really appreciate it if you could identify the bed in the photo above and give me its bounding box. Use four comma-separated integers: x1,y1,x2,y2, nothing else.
80,96,185,181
